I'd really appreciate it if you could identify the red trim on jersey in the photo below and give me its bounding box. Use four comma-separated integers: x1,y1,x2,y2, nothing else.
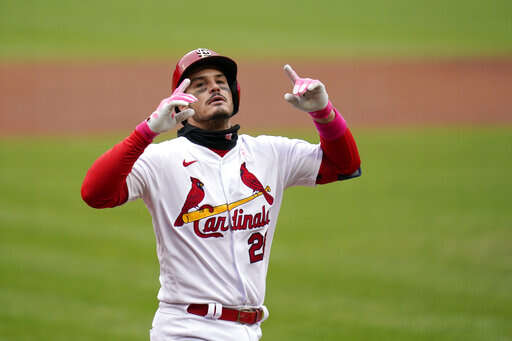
81,130,151,208
316,128,361,184
209,148,230,157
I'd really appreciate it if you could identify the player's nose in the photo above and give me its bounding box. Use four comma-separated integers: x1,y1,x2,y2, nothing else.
209,82,221,93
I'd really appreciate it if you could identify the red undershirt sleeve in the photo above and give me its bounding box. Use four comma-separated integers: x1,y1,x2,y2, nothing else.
316,128,362,185
81,130,152,208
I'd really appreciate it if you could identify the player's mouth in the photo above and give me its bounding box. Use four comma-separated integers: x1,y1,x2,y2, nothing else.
207,94,227,105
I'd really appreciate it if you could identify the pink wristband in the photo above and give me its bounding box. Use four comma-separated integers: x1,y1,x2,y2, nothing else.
313,107,347,140
135,120,159,142
308,101,333,120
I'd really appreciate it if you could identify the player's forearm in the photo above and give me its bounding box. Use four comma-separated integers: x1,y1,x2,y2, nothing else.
81,129,151,208
310,101,346,138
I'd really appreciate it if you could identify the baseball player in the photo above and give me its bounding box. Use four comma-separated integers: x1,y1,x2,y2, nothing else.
81,48,361,340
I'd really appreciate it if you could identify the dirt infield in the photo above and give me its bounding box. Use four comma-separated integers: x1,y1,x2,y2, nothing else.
1,58,511,135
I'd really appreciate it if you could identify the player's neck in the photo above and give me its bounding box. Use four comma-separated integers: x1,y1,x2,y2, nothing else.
177,123,240,152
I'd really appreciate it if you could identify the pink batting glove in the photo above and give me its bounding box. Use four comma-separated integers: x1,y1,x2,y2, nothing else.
283,64,329,115
136,78,197,138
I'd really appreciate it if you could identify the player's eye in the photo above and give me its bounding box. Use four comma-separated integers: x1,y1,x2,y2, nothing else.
194,81,204,87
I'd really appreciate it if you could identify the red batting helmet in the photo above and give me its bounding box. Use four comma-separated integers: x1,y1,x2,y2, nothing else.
172,48,240,115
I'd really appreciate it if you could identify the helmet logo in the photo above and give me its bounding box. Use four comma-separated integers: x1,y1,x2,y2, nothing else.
195,48,212,58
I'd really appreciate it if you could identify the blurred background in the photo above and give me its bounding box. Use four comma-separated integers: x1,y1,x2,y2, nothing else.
1,0,511,340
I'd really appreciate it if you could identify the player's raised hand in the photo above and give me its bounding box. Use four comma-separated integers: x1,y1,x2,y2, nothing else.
283,64,329,113
146,78,197,134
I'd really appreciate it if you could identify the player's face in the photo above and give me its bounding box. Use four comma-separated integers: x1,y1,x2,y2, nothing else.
183,68,234,130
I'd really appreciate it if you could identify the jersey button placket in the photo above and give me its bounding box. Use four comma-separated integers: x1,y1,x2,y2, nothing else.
218,155,249,305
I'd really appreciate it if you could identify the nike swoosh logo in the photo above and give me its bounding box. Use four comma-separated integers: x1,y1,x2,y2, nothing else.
183,160,198,167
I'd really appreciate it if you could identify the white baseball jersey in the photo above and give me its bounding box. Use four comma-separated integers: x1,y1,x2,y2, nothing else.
126,134,322,308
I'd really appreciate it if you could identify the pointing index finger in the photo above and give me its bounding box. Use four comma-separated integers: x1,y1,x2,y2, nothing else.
175,78,191,93
283,64,299,84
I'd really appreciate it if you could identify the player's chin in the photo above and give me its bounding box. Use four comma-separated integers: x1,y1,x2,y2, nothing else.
208,107,232,120
210,111,231,120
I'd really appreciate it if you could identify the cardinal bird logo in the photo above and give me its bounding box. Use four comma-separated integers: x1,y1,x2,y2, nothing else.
240,162,274,205
174,177,205,226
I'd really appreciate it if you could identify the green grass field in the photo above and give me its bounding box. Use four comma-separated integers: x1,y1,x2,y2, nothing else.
1,0,512,59
1,0,511,339
1,127,511,340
